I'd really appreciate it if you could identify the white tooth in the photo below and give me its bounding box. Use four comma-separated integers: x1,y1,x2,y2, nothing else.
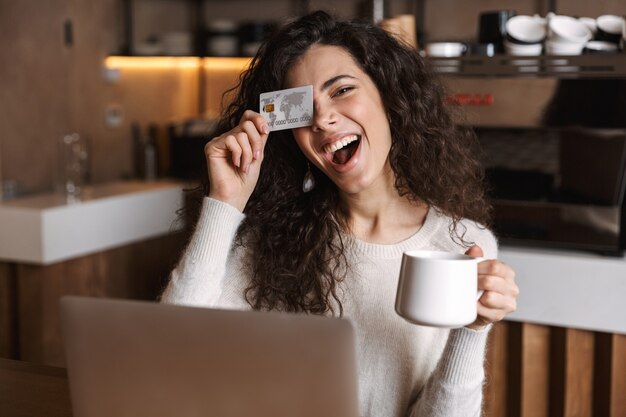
325,135,360,154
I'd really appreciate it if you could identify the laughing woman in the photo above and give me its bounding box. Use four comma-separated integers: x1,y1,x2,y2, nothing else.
162,11,518,417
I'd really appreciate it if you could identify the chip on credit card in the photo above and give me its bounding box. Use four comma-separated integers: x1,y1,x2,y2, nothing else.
259,85,313,131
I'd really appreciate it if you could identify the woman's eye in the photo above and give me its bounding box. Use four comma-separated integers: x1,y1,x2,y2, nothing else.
333,86,353,97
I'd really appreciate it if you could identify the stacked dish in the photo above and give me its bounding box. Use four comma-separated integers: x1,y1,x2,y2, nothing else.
504,15,546,56
500,13,624,56
545,15,592,55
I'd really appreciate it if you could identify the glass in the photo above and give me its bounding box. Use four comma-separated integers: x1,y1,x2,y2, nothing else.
58,133,89,202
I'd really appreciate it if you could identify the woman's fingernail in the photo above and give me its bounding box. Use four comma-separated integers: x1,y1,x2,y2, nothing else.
254,150,260,160
262,124,270,134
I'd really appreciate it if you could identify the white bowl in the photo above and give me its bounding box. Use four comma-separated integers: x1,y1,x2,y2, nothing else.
596,15,625,35
545,39,585,55
503,39,542,56
425,42,467,57
506,15,547,43
549,15,592,43
578,17,597,35
584,41,619,53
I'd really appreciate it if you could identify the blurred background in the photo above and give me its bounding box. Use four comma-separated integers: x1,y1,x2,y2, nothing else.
1,2,626,417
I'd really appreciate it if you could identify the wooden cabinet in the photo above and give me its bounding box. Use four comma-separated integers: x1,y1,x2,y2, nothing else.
0,232,186,367
484,321,626,417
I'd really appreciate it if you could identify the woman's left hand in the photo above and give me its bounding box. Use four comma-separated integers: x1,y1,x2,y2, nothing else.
465,245,519,330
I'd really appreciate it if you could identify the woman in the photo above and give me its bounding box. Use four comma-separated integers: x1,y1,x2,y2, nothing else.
162,11,518,417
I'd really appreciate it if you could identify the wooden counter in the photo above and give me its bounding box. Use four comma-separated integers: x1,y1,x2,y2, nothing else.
0,358,72,417
0,180,189,365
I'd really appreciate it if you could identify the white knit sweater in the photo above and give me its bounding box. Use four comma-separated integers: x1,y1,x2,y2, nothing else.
162,197,498,417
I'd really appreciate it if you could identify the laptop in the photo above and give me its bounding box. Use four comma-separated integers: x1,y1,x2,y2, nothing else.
60,296,359,417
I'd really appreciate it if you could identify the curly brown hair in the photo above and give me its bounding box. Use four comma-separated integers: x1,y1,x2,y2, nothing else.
202,11,490,315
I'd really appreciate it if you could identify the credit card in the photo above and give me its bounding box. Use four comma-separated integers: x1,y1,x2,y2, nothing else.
259,85,313,131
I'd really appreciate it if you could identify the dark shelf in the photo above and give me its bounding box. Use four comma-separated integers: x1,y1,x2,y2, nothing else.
427,53,626,78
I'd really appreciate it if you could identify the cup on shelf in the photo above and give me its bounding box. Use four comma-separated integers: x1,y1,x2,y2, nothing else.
478,10,516,53
583,40,619,54
425,42,467,57
545,15,591,56
506,15,547,44
503,15,545,56
595,15,624,44
548,15,592,44
545,39,586,55
504,39,543,56
622,16,626,52
578,17,598,37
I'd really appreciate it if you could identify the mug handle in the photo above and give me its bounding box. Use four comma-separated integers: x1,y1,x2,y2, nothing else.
472,256,486,300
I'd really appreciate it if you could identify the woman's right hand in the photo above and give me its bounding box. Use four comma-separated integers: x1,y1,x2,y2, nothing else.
205,110,270,212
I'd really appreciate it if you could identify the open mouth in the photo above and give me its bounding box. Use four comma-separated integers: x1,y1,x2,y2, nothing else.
323,135,362,165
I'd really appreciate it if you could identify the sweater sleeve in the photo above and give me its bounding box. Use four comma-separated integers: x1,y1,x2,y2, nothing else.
407,325,491,417
407,221,497,417
160,197,245,308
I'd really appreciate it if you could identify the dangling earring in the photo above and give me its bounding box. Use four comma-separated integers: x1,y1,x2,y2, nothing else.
302,162,315,193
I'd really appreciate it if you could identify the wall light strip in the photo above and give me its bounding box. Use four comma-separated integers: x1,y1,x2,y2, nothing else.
104,56,252,71
202,57,252,71
105,56,202,69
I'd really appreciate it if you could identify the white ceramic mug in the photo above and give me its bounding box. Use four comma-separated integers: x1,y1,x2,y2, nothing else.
425,42,467,57
548,15,592,44
395,250,485,328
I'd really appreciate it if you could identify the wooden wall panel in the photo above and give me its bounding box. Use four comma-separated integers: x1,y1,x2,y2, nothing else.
0,0,71,194
520,324,550,417
563,329,595,417
484,321,509,417
595,332,613,417
0,263,18,359
16,231,186,367
484,322,624,417
610,335,626,417
550,328,595,417
507,322,523,417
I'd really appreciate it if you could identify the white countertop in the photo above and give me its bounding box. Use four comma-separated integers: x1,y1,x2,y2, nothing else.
500,245,626,335
0,180,185,265
2,183,624,334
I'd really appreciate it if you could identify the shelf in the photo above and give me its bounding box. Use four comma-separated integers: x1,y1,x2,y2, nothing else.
428,54,626,78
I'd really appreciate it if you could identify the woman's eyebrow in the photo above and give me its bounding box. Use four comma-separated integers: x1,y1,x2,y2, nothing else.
321,74,357,91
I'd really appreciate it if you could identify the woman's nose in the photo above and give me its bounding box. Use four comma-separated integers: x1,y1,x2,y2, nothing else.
312,101,336,132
